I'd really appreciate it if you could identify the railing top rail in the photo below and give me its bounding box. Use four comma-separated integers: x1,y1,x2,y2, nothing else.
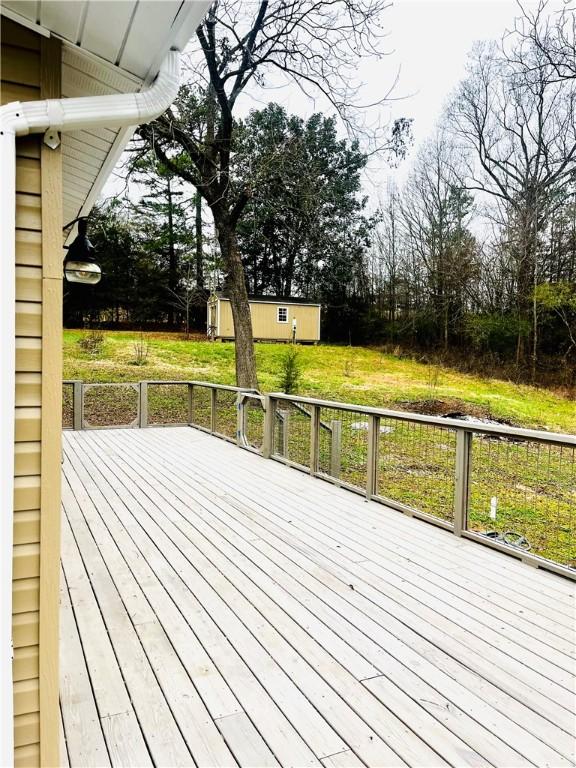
187,381,260,393
268,392,576,447
64,379,259,394
82,382,139,388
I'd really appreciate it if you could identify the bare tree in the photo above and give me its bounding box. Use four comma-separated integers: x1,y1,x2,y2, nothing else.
513,0,576,83
372,184,404,334
448,33,576,371
400,134,478,350
168,259,207,339
136,0,408,388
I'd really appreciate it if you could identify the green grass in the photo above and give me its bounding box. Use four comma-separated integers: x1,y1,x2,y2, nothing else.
63,330,576,567
63,329,576,432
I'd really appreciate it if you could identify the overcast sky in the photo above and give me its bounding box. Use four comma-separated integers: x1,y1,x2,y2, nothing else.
229,1,548,188
104,0,552,204
380,0,529,178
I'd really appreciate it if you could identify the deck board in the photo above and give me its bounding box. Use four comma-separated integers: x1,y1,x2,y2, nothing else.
143,427,576,618
60,427,576,768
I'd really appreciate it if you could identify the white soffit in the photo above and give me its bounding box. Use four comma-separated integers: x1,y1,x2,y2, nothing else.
2,0,208,80
2,0,209,225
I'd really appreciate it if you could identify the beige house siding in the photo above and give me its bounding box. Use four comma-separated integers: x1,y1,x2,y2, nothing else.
3,20,63,768
216,299,320,341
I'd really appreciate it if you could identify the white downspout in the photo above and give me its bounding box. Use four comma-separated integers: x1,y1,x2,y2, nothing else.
0,48,181,768
0,123,18,768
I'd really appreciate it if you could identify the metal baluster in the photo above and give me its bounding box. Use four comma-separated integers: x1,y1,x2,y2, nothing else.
236,392,245,447
262,395,276,459
330,419,342,478
210,387,217,434
310,404,320,476
187,383,194,426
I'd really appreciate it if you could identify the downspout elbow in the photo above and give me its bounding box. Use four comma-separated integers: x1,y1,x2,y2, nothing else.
135,49,181,123
0,48,181,136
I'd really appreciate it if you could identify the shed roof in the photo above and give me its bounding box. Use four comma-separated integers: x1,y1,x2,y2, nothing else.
216,293,321,307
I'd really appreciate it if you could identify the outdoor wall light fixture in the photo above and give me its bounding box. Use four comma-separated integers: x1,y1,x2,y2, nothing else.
63,217,102,285
64,260,102,284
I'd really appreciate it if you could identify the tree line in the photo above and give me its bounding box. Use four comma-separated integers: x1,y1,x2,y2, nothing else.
368,3,576,381
65,0,576,386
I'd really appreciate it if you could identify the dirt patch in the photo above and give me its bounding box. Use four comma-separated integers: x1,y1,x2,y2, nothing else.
395,398,506,422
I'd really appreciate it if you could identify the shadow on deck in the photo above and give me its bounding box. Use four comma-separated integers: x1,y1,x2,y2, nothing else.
60,427,575,768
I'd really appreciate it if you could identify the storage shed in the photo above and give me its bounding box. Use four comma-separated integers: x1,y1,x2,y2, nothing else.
208,294,321,343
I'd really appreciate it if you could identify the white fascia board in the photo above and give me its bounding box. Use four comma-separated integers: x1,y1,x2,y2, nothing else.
168,1,213,59
142,1,212,85
0,6,50,36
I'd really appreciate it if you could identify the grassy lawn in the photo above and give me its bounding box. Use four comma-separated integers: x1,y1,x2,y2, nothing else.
63,330,576,567
63,329,576,432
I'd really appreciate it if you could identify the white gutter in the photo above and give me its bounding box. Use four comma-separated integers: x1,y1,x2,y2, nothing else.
0,48,180,768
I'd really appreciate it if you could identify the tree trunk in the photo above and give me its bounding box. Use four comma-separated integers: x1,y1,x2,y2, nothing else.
195,192,204,289
284,249,297,297
218,224,259,389
167,180,177,328
531,292,538,381
515,206,538,369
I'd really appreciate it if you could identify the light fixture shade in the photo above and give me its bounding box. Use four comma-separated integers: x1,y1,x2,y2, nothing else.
64,260,102,285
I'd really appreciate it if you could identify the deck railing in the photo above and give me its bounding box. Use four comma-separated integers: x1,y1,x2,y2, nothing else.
63,379,259,436
63,380,576,579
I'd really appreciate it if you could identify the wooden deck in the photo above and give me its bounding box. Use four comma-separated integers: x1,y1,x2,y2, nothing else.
60,427,576,768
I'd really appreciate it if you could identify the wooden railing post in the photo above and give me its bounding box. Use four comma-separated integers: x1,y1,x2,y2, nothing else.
309,404,320,476
73,381,83,431
454,429,472,535
139,381,148,428
210,387,217,434
330,419,342,478
187,383,194,425
366,414,379,500
262,395,275,459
